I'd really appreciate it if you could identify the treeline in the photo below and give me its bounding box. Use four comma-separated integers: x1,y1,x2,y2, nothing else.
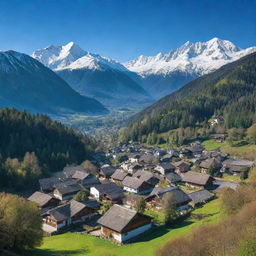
0,108,95,191
120,52,256,143
157,169,256,256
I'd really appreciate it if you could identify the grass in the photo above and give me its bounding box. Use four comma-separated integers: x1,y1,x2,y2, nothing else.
30,199,222,256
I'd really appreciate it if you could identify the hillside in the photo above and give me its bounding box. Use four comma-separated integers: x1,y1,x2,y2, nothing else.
121,52,256,142
0,50,108,114
0,108,94,191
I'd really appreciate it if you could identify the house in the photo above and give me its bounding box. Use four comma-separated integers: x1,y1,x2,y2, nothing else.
199,158,222,173
90,182,124,203
42,200,96,235
165,172,182,185
128,163,143,174
174,161,191,173
53,181,81,201
182,171,214,189
39,177,60,193
98,204,153,243
145,186,191,210
222,159,254,175
188,189,214,207
133,170,159,186
122,176,154,194
71,171,99,188
213,180,240,194
128,154,141,163
187,142,204,158
63,165,87,178
155,162,176,175
28,191,60,212
111,169,129,184
123,194,144,209
99,164,117,179
139,154,158,165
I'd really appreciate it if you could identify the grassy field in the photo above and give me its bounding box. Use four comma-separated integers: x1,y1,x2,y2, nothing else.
30,199,222,256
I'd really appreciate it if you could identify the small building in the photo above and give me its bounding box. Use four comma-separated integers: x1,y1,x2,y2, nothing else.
53,181,81,201
174,161,191,173
213,180,239,194
133,170,159,186
111,169,130,184
42,200,96,235
39,177,60,193
99,164,117,179
182,171,214,189
155,163,176,175
200,158,222,173
90,182,124,203
28,191,60,213
72,171,99,188
145,186,191,210
222,159,254,175
188,189,214,207
122,176,154,194
98,204,152,243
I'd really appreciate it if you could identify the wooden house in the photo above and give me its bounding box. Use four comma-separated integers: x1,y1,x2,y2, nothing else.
188,189,214,207
122,176,154,194
182,171,214,189
154,162,175,175
53,181,81,201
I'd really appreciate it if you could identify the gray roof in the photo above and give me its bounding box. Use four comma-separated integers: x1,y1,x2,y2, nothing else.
213,180,239,193
200,158,221,169
147,186,191,205
133,170,159,185
28,191,55,207
98,204,140,232
165,172,182,183
93,182,124,201
188,189,214,204
55,181,81,195
222,159,254,168
46,200,86,222
63,165,86,178
39,177,60,191
111,169,129,181
100,165,116,177
182,171,213,186
72,171,90,180
122,176,145,190
156,162,176,170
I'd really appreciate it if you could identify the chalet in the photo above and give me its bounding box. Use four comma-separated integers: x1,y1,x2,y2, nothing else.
111,169,129,184
155,162,175,175
123,194,144,208
165,172,182,185
222,159,254,175
39,177,60,193
213,180,239,194
28,191,59,213
188,189,214,207
182,171,214,189
98,204,152,243
99,164,117,179
133,170,159,186
90,182,124,203
122,176,154,194
63,165,87,178
145,186,191,210
200,158,222,173
53,181,81,201
174,161,191,173
42,200,96,235
71,171,99,188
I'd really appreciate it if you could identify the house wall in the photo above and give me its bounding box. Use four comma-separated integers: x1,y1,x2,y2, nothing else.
121,223,152,242
90,187,100,199
123,186,138,194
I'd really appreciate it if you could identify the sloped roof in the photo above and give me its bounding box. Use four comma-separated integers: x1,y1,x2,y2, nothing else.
28,191,54,207
100,164,116,177
165,172,182,183
55,182,81,195
188,189,214,204
39,177,60,191
182,171,212,186
63,165,86,178
93,182,124,201
156,162,176,170
72,171,90,180
200,158,221,169
222,159,254,168
111,169,129,181
122,176,145,190
98,204,140,232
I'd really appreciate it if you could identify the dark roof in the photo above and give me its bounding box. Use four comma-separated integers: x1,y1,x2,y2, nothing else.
122,176,146,190
72,171,90,180
188,189,214,204
46,200,86,222
63,165,86,178
222,159,254,168
174,161,191,170
200,158,221,170
39,177,60,191
100,164,116,177
156,162,176,170
98,204,150,232
55,182,81,195
28,191,55,207
84,199,101,210
93,182,124,201
133,170,159,185
165,172,182,183
147,186,191,205
111,169,129,181
182,171,213,186
213,180,239,193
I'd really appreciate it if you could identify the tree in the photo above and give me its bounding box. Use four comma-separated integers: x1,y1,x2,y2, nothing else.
248,166,256,182
135,198,146,213
100,202,113,214
0,193,43,251
162,192,178,225
81,160,98,175
73,188,89,202
247,124,256,144
238,237,256,256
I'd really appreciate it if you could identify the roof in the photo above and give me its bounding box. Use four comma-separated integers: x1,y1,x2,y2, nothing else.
98,204,149,232
122,176,146,190
222,159,254,168
147,186,191,205
213,180,240,193
200,158,221,169
28,191,54,207
111,169,129,181
39,177,60,191
182,171,213,186
165,172,182,183
188,189,214,204
72,171,90,180
63,165,86,178
46,200,86,222
156,162,176,170
55,182,81,195
93,182,124,201
100,164,116,177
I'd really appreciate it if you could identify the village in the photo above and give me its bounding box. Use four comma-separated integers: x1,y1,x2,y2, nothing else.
28,139,254,244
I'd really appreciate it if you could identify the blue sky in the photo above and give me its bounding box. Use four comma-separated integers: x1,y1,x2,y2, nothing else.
0,0,255,62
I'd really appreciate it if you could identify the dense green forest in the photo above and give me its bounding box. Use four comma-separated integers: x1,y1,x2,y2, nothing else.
120,52,256,143
0,108,95,191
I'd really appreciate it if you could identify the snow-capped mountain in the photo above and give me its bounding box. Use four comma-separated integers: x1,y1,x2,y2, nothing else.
32,43,152,107
0,50,108,114
124,38,256,76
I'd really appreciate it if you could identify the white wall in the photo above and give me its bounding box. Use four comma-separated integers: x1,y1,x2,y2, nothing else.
121,223,152,242
90,187,100,199
123,186,138,194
